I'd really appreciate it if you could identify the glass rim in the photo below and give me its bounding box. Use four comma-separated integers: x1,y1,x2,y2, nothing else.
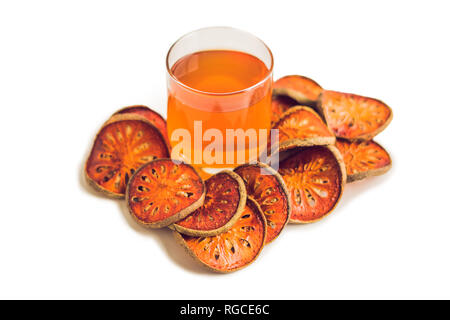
165,26,274,96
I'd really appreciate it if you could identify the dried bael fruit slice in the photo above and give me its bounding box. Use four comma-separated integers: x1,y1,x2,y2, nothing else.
318,90,393,141
336,139,392,183
273,75,323,106
85,114,170,198
234,162,290,244
174,198,266,273
271,95,297,126
172,171,246,237
126,159,205,228
272,106,336,149
279,145,346,223
114,105,169,146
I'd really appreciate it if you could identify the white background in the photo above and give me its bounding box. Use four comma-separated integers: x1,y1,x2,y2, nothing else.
0,0,449,299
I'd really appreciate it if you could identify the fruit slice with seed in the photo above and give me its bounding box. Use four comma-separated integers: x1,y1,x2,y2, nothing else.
174,198,266,273
85,114,170,198
279,145,346,223
172,171,246,237
234,162,290,243
114,105,169,147
336,139,391,183
271,95,297,126
126,159,205,228
272,106,335,149
273,75,323,106
318,90,393,141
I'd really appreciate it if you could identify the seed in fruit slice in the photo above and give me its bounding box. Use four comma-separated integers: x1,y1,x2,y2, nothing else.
273,75,323,106
271,95,297,126
336,139,391,183
85,114,170,198
174,198,266,273
234,162,290,244
318,90,393,141
272,106,335,149
278,145,345,223
114,105,169,147
172,171,246,237
126,159,205,228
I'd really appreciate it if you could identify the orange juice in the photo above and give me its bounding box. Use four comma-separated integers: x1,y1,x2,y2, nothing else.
167,50,272,172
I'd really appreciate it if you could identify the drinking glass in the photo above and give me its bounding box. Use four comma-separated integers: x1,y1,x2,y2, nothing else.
166,26,273,177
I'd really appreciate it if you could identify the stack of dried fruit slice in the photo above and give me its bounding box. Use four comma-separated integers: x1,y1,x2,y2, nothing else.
84,107,284,273
84,71,394,273
170,163,295,271
269,74,393,223
272,74,393,185
126,160,272,272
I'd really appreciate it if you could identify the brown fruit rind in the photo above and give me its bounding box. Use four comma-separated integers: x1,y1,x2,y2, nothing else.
336,139,392,183
85,114,170,198
171,170,247,237
278,145,346,224
273,75,323,107
126,159,205,228
113,105,170,146
273,106,336,148
267,135,335,164
174,197,267,273
234,162,291,244
318,90,393,141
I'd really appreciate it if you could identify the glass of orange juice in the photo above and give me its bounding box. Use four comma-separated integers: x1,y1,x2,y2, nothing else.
166,27,273,177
